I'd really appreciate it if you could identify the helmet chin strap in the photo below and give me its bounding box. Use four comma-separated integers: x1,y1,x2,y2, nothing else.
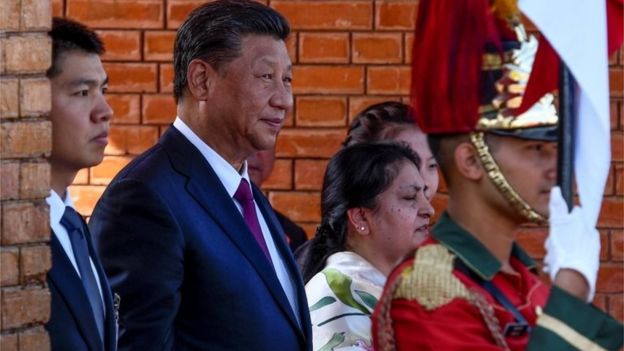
470,132,546,224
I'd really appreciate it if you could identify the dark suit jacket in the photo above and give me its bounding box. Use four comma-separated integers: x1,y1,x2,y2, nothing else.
46,224,117,351
274,211,308,252
89,127,312,350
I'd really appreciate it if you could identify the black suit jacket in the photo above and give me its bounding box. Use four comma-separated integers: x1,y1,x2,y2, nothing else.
89,127,312,350
46,223,117,351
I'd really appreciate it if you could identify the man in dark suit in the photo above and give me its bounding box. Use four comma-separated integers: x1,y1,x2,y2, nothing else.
248,148,309,252
45,18,117,351
89,1,312,350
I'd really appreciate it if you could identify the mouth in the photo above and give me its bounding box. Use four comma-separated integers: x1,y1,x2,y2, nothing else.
415,224,430,236
91,132,109,146
260,118,283,131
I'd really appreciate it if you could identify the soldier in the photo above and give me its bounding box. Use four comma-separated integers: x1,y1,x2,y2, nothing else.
371,0,623,350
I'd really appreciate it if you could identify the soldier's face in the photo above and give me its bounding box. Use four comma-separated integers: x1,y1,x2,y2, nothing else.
490,136,558,217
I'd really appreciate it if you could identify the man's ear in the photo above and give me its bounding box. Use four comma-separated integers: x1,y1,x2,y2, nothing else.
186,59,216,101
346,207,370,236
454,141,484,181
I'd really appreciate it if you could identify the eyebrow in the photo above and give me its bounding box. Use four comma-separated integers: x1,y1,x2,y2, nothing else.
68,76,109,88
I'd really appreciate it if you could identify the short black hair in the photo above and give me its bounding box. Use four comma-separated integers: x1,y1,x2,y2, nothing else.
298,142,421,283
173,0,290,103
47,17,105,78
343,101,417,147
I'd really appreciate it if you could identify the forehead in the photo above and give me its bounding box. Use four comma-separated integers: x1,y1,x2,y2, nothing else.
54,50,107,83
234,34,291,67
388,161,423,189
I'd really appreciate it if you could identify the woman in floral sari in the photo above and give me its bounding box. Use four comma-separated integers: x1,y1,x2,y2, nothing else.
299,142,434,351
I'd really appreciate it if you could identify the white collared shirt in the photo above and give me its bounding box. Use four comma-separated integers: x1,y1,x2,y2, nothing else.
46,190,105,306
173,117,301,325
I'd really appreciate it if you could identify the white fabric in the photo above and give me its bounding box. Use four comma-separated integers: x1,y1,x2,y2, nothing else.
306,251,386,351
173,117,300,325
544,187,600,302
519,0,610,230
46,190,105,306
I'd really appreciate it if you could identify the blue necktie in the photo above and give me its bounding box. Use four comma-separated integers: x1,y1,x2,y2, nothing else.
60,206,105,343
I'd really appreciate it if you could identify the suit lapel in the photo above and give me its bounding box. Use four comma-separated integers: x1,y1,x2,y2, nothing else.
48,233,102,351
161,128,304,338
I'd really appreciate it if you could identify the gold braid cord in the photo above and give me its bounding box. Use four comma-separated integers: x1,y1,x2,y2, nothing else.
470,132,546,223
375,245,510,350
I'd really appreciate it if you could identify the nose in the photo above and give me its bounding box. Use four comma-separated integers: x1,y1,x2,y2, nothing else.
418,195,435,219
269,80,293,112
544,143,558,181
92,92,113,123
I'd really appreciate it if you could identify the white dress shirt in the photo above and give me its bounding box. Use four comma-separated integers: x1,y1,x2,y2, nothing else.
173,117,301,325
46,190,105,306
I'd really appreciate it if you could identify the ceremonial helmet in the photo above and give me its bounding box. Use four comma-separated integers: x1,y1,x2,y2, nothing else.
411,0,558,223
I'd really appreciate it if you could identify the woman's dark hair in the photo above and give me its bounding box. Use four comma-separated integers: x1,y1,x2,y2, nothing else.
343,101,417,147
298,142,421,283
173,0,290,102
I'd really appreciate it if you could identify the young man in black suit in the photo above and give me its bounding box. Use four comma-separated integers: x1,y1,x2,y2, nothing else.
45,17,117,351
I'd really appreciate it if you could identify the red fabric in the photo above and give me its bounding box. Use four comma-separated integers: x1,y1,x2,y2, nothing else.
411,0,497,134
372,242,550,350
518,0,624,114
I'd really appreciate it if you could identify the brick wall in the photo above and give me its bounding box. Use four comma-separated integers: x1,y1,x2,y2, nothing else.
0,0,52,350
51,0,623,321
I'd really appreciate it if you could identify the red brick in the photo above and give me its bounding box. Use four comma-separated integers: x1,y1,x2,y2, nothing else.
352,33,402,64
609,294,623,322
68,185,106,216
51,0,63,17
90,156,132,185
596,264,623,293
616,163,624,195
106,125,159,156
348,96,401,122
160,63,175,93
1,288,50,329
167,0,207,29
144,31,176,61
375,1,417,30
73,168,89,185
299,33,349,64
605,164,615,196
21,0,52,31
276,129,345,158
98,30,141,61
272,1,372,30
293,66,364,94
592,293,607,312
20,77,51,117
269,191,321,222
299,223,317,239
262,159,292,190
296,96,347,127
18,326,50,351
20,245,50,285
107,94,141,124
612,229,623,262
0,162,19,201
67,0,164,29
597,197,623,228
610,67,623,97
610,100,620,130
515,227,547,260
143,94,176,124
0,333,17,351
367,66,411,95
3,34,51,74
286,34,297,63
294,159,328,191
19,162,50,199
1,201,49,245
0,78,19,118
0,120,51,159
600,229,610,261
0,0,19,32
0,248,19,286
613,131,624,162
103,63,158,93
404,32,414,64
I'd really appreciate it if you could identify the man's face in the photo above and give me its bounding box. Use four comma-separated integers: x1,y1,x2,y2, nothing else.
209,35,293,156
489,135,558,217
49,51,112,173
